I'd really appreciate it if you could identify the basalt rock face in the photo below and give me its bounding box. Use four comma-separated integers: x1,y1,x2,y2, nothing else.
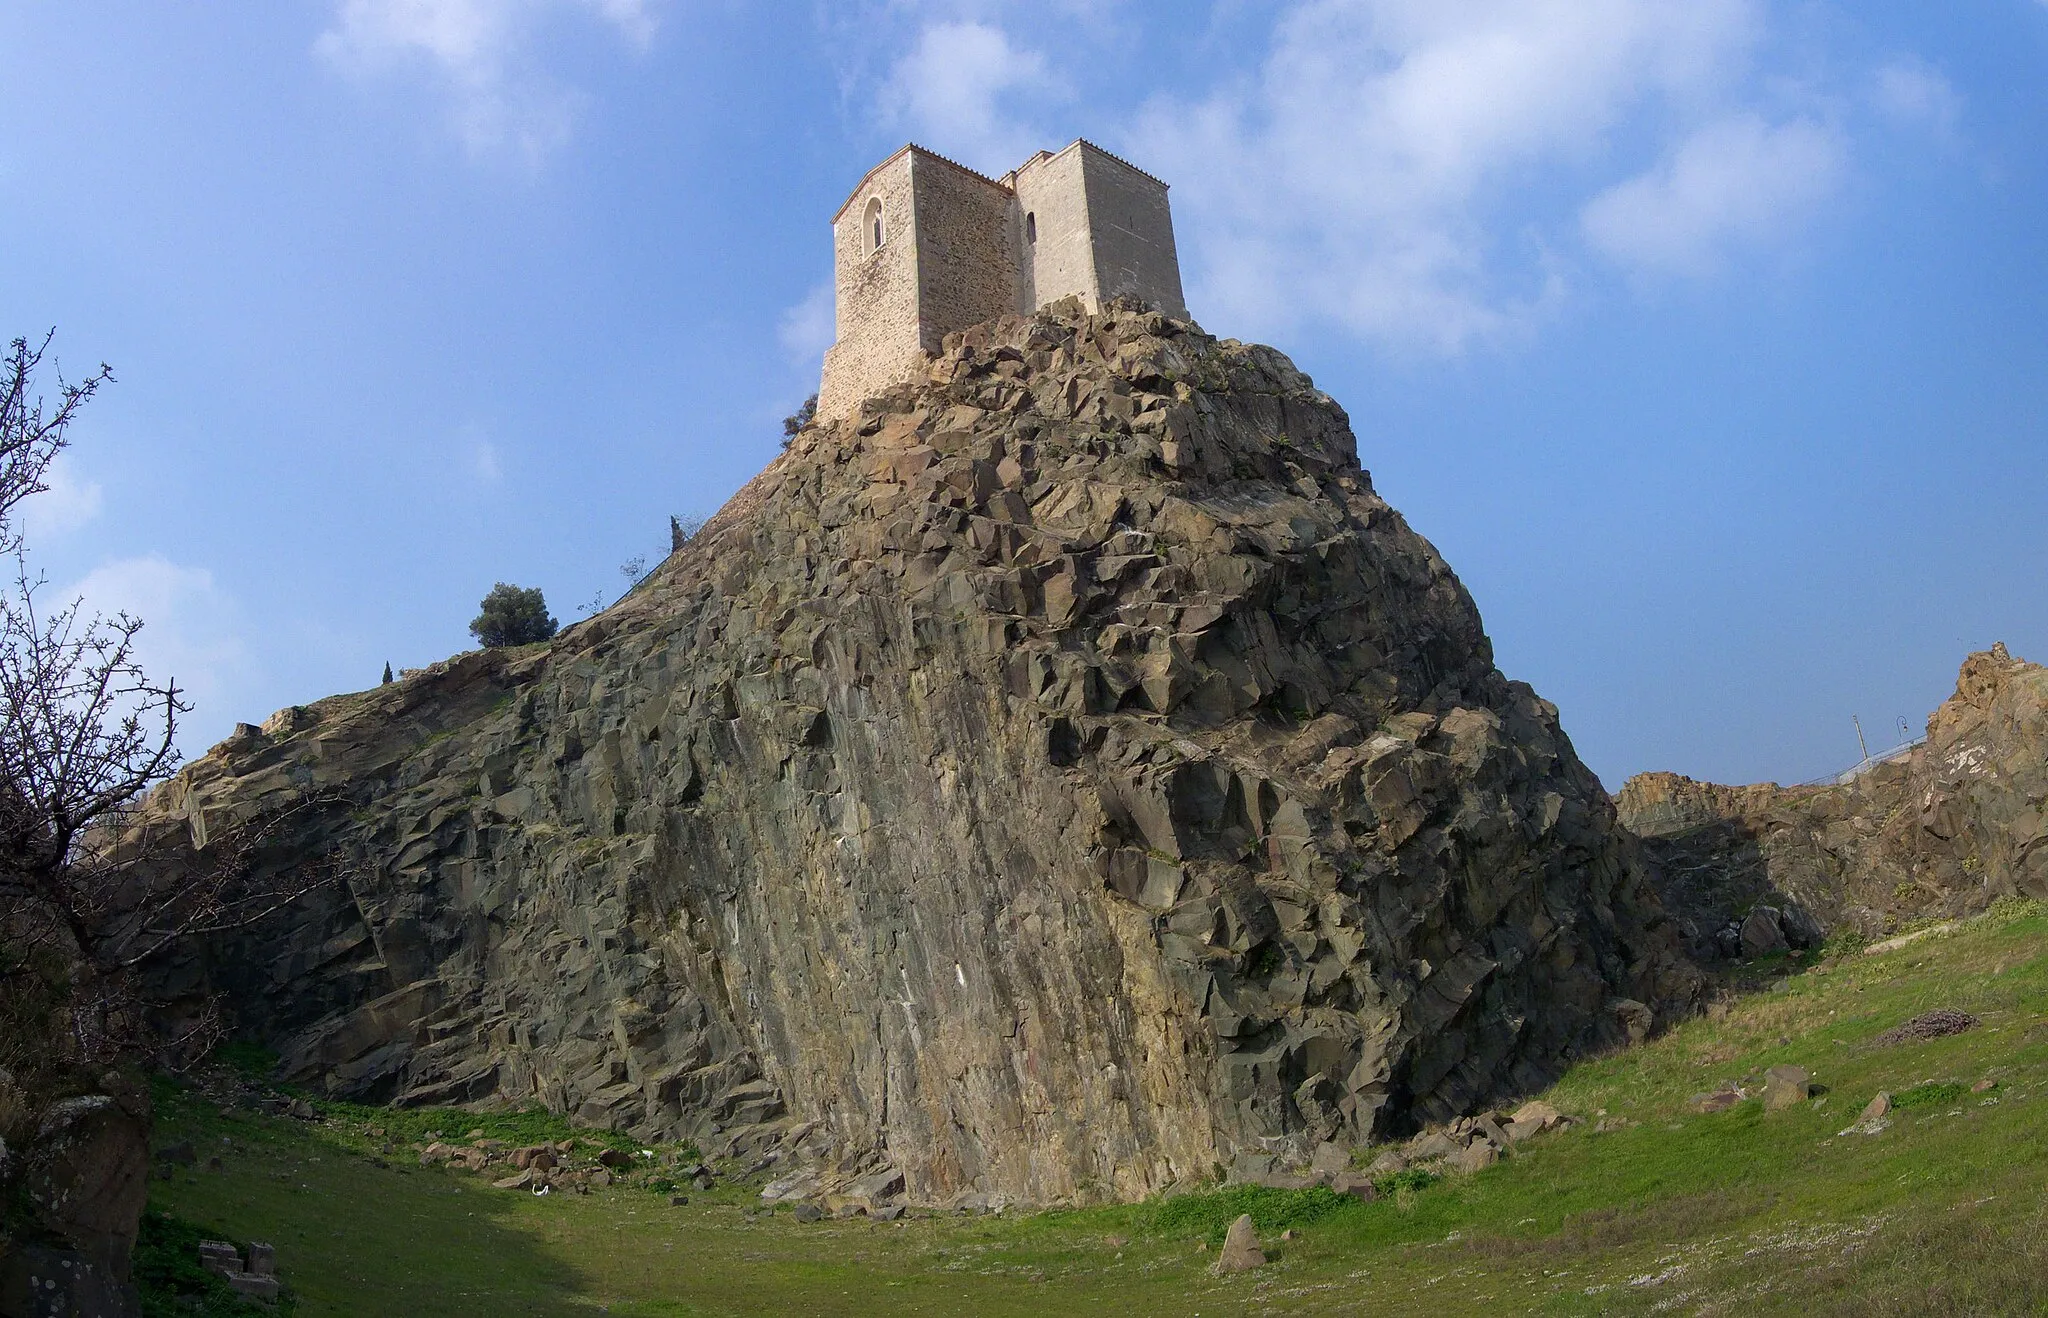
0,1076,151,1318
135,301,1695,1205
1619,645,2048,957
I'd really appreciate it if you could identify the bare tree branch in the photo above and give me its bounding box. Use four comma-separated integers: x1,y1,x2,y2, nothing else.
0,331,344,1087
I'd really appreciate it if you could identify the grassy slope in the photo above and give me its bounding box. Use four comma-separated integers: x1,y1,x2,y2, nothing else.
148,902,2048,1317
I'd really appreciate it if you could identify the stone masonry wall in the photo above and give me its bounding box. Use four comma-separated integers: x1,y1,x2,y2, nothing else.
822,142,1188,423
1012,147,1096,313
819,154,922,422
909,155,1017,355
1078,146,1187,317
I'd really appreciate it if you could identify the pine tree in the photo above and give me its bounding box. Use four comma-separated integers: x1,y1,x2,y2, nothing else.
469,584,558,647
381,661,393,685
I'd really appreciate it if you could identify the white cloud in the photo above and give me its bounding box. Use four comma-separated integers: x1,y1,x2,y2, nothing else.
880,21,1061,173
317,0,660,162
1581,114,1845,276
19,456,104,541
65,555,254,753
777,280,836,368
1871,58,1961,136
1131,0,1784,349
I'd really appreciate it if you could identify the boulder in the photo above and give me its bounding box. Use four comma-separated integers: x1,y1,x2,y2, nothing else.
1739,908,1790,958
1613,999,1656,1046
1330,1172,1378,1201
1450,1141,1499,1174
1408,1132,1460,1162
760,1169,819,1204
0,1241,141,1318
1309,1142,1351,1180
1840,1092,1892,1137
156,1140,197,1168
19,1092,152,1286
1762,1065,1812,1111
848,1167,905,1204
1213,1215,1265,1273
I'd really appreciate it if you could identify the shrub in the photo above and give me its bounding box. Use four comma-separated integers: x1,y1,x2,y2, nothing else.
781,395,817,448
469,583,556,648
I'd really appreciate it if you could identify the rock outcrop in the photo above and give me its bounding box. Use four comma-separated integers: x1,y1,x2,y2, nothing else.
0,1075,151,1318
1620,644,2048,955
133,300,1695,1205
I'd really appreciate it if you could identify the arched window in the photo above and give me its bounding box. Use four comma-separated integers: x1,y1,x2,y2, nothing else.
864,197,885,254
1024,212,1037,243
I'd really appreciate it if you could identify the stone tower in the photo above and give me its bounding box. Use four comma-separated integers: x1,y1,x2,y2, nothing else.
816,140,1186,422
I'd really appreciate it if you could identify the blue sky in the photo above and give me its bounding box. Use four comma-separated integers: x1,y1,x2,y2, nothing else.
1,0,2043,790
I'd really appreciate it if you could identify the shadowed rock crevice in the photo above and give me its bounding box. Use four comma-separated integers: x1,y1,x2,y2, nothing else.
130,301,1697,1205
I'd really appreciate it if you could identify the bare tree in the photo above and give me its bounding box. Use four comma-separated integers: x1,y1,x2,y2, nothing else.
0,333,339,1082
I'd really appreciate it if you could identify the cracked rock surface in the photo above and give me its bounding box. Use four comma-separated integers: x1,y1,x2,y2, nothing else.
134,302,1696,1205
1619,644,2048,955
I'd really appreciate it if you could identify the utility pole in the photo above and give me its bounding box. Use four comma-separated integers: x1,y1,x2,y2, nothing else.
1853,714,1870,765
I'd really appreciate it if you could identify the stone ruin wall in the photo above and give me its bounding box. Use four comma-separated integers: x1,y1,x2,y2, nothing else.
908,156,1017,355
818,154,921,423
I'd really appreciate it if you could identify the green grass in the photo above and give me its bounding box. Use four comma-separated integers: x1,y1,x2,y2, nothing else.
1891,1080,1970,1110
145,899,2048,1316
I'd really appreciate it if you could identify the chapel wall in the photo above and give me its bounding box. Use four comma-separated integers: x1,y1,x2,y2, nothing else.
818,154,923,422
817,140,1187,424
1011,147,1097,313
1076,146,1187,317
909,156,1017,352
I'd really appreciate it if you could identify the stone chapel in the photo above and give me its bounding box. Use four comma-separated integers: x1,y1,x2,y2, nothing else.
817,140,1187,421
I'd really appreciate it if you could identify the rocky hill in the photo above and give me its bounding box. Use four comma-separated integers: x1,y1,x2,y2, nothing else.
1619,644,2048,959
132,300,1697,1207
